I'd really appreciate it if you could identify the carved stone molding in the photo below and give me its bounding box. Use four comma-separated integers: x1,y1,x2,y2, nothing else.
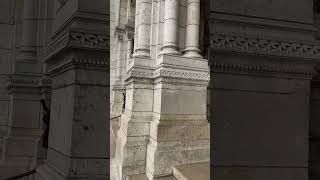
211,33,320,59
45,29,109,58
70,30,108,50
211,62,315,76
126,69,210,81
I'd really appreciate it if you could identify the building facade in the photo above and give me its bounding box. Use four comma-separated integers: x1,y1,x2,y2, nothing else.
1,0,320,180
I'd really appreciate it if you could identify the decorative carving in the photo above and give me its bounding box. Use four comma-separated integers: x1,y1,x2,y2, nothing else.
211,34,320,59
72,56,108,66
156,70,210,80
70,31,109,50
211,62,315,76
126,69,210,81
46,30,109,58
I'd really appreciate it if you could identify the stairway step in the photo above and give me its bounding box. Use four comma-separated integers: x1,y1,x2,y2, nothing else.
173,162,209,180
126,174,148,180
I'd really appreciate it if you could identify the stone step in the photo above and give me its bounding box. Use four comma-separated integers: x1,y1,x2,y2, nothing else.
126,174,177,180
173,162,210,180
126,174,149,180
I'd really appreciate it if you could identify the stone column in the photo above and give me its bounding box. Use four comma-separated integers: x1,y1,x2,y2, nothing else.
116,34,124,82
133,0,139,53
161,0,180,55
133,0,151,57
183,0,202,58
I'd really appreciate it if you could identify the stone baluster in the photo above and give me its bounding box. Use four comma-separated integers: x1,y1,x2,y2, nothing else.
161,0,180,55
133,0,152,57
183,0,202,58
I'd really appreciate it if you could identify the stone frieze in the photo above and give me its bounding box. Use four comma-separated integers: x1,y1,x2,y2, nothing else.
211,33,320,59
126,69,210,81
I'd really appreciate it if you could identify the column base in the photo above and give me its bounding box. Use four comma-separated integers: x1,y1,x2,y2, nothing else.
183,48,202,58
160,46,181,56
133,50,150,58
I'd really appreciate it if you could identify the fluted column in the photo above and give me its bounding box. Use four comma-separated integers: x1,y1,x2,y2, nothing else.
133,0,152,57
161,0,180,55
183,0,201,58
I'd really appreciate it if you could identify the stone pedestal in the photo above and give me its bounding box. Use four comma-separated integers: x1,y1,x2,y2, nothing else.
115,57,154,180
145,54,210,179
115,54,210,180
36,49,108,180
35,0,109,179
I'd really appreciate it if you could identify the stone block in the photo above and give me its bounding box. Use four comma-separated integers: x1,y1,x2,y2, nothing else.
159,88,206,115
48,86,75,155
71,85,108,157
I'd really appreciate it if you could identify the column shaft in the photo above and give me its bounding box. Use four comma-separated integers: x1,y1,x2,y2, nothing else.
116,35,123,81
161,0,180,55
183,0,201,58
133,0,139,52
134,0,152,57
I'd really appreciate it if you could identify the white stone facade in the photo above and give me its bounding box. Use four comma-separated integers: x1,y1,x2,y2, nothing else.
110,0,210,179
